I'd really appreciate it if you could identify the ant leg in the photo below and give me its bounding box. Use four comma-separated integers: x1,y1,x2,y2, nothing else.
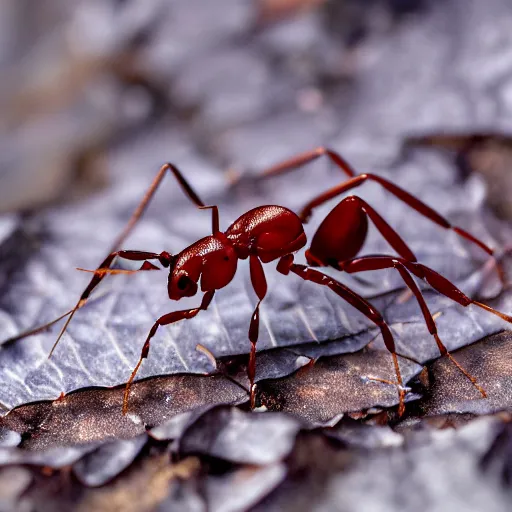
259,147,492,257
123,290,215,415
76,260,160,275
344,255,512,328
277,254,407,416
405,260,512,324
4,250,171,349
47,250,172,357
342,255,487,397
6,161,218,348
111,162,212,251
260,147,356,179
298,168,493,258
248,255,268,408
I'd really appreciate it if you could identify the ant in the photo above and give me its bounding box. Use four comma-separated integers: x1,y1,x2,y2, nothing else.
6,147,512,416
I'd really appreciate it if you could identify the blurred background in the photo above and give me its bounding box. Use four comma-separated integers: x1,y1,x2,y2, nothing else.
2,0,512,218
0,0,478,214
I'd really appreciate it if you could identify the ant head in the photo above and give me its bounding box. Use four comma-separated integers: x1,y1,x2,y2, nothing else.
167,255,201,301
160,252,198,301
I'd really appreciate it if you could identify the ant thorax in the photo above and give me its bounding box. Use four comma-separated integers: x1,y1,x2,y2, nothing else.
225,205,306,262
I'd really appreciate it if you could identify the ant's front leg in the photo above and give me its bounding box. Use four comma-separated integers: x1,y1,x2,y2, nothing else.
122,290,215,415
4,161,212,348
47,250,172,357
4,250,172,351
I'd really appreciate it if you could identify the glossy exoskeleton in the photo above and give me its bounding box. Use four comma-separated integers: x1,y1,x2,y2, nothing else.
8,147,512,415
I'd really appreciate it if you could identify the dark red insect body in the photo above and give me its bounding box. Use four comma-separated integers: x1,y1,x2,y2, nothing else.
168,205,306,301
226,205,306,262
306,196,369,267
8,147,512,416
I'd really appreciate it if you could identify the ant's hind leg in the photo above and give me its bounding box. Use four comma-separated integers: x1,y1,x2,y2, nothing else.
259,147,356,179
402,260,512,324
342,255,487,398
277,255,407,416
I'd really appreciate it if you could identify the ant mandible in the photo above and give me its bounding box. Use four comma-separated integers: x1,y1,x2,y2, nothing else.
8,147,512,416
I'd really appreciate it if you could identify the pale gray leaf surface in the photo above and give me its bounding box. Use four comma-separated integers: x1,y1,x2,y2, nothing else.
149,404,225,442
0,467,32,510
320,418,510,512
0,0,512,510
204,464,287,512
0,442,101,468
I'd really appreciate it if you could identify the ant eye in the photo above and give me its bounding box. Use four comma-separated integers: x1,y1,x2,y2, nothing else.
171,273,198,299
177,275,190,290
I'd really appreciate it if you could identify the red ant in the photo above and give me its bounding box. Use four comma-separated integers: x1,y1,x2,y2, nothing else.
7,147,512,416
